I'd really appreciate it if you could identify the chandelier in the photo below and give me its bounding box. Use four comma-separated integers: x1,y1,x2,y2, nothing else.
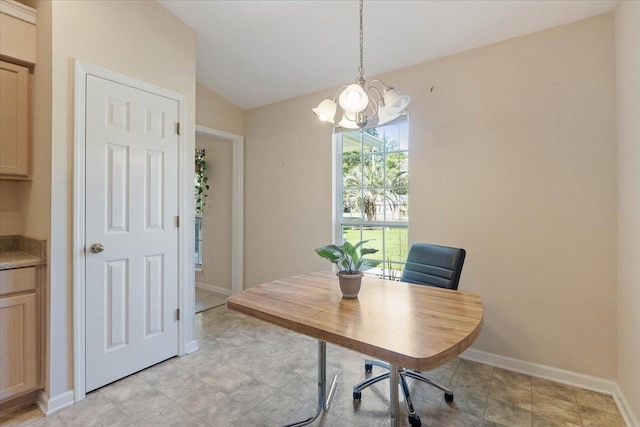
312,0,410,129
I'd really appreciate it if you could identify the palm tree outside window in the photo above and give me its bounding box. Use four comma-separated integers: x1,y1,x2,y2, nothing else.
336,119,409,279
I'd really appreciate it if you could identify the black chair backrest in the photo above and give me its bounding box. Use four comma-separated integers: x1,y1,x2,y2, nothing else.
400,243,466,290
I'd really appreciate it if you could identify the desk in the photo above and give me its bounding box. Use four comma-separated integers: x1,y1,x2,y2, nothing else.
227,271,483,426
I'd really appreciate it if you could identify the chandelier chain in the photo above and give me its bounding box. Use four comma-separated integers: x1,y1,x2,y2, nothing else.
311,0,409,128
358,0,364,79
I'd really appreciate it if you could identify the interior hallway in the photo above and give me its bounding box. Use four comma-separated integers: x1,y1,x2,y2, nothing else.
195,288,227,313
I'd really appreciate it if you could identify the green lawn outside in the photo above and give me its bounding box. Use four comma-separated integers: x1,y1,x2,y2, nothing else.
343,226,408,265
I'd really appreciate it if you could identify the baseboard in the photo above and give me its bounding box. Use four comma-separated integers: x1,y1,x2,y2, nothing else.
185,340,199,354
0,390,40,414
37,389,74,416
613,384,640,427
461,348,638,426
195,282,231,296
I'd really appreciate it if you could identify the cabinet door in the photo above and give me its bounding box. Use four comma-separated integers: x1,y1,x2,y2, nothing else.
0,293,37,401
0,61,30,177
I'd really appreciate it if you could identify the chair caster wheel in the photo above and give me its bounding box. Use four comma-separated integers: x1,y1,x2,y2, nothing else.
445,392,454,402
408,414,421,427
353,391,362,400
364,363,373,372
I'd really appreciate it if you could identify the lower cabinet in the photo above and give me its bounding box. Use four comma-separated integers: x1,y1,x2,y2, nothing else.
0,267,39,403
0,293,37,401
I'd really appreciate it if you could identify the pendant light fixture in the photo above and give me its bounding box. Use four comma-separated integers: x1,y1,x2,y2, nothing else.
312,0,410,129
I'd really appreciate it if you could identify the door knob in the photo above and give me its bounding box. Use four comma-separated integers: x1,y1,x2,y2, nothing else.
90,243,104,254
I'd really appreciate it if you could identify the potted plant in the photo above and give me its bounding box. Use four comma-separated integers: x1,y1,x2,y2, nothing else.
315,240,379,298
195,150,210,215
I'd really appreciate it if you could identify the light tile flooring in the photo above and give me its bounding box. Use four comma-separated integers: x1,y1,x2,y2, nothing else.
1,306,627,426
195,288,227,313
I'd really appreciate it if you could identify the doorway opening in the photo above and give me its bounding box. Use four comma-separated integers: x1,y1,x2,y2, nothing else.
193,125,244,313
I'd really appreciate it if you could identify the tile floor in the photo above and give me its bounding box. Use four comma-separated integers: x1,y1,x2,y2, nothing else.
195,288,227,313
0,306,627,426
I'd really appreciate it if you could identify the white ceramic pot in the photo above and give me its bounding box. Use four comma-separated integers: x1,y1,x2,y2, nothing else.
337,271,364,299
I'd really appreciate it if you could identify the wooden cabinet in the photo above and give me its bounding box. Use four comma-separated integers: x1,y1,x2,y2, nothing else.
0,267,39,402
0,0,37,64
0,60,30,178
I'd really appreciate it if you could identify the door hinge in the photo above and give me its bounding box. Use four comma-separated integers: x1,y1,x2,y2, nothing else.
176,308,180,321
175,216,179,227
176,122,181,135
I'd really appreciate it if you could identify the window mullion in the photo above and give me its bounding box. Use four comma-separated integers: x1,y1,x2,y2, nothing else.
336,123,409,279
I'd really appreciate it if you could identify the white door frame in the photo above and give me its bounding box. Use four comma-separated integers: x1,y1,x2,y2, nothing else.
195,124,244,296
72,61,190,401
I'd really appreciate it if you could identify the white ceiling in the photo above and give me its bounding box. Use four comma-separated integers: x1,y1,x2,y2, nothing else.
158,0,616,110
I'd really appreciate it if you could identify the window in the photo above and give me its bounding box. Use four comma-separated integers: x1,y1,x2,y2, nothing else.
195,148,207,272
195,216,203,272
336,120,409,279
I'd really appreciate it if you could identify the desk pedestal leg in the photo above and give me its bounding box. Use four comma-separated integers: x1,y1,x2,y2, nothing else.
283,340,338,427
389,362,400,427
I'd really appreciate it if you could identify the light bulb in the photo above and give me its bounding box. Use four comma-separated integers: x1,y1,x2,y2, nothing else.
338,83,369,113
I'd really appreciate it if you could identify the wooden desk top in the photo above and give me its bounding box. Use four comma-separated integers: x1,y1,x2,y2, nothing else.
227,271,483,371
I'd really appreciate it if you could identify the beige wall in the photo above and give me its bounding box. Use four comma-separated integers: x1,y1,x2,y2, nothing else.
196,82,244,136
615,1,640,420
196,134,233,292
0,181,21,234
29,0,53,395
244,14,618,379
44,0,195,400
245,96,334,286
20,0,51,243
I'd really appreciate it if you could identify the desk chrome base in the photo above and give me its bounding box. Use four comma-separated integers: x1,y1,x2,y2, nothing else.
354,360,455,427
284,341,405,427
283,340,338,427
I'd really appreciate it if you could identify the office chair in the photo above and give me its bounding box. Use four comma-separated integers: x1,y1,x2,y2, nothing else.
352,243,466,427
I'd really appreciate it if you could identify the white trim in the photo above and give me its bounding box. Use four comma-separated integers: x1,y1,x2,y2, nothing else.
72,61,87,402
185,340,199,354
195,124,244,295
461,348,638,426
73,61,189,401
332,133,340,245
176,84,190,361
613,384,640,427
461,348,618,393
37,390,74,416
0,0,36,24
195,281,232,296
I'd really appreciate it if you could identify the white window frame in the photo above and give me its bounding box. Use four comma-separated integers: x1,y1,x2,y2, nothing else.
333,119,409,279
194,216,203,272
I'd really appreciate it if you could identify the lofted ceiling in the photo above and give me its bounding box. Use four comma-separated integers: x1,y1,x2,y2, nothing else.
158,0,617,110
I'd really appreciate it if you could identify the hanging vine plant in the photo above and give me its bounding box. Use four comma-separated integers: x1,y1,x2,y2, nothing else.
195,150,210,215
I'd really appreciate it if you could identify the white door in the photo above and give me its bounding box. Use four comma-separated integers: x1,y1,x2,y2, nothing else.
84,75,179,392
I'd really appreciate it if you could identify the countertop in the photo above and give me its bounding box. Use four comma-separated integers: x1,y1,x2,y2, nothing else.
0,236,47,270
0,250,44,270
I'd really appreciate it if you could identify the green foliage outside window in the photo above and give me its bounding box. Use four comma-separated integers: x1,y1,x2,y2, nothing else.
342,129,408,221
339,123,409,280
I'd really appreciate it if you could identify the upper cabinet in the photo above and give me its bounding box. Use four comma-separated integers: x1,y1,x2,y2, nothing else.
0,61,30,177
0,0,36,180
0,0,36,64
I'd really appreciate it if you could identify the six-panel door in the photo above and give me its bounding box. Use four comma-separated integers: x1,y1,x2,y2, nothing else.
84,75,179,392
